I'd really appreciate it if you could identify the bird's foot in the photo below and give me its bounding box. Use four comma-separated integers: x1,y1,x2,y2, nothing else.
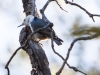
34,40,43,46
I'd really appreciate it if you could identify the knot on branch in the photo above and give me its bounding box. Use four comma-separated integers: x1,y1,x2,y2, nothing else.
31,68,38,75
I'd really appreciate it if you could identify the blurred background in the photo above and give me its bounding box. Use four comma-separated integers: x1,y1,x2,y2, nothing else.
0,0,100,75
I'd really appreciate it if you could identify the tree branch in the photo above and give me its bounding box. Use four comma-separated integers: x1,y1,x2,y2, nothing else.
5,0,100,75
57,33,100,75
5,0,52,75
55,0,68,13
21,0,52,74
5,39,29,75
50,31,87,75
64,0,100,22
40,0,51,22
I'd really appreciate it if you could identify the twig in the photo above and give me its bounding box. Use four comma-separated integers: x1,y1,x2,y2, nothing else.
64,0,100,22
40,0,68,22
6,67,10,75
40,0,51,22
66,64,86,75
50,32,86,75
57,33,100,75
50,32,65,65
5,40,28,75
55,0,68,13
50,32,65,75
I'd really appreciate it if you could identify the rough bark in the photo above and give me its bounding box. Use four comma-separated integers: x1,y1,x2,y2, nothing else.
19,0,51,75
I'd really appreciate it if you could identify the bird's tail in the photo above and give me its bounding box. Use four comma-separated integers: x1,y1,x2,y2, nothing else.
53,37,63,46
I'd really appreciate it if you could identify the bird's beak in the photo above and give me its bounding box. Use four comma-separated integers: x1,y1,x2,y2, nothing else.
17,23,24,28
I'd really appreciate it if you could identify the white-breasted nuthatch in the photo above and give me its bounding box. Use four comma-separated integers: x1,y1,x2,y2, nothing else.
18,15,63,45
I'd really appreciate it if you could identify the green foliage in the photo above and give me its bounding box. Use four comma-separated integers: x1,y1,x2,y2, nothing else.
71,18,100,37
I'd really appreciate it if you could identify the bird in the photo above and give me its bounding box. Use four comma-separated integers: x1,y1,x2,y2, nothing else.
18,15,63,45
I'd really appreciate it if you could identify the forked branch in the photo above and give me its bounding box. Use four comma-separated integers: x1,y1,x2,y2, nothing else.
57,33,100,75
64,0,100,22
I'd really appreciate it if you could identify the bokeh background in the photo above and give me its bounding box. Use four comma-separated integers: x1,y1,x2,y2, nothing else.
0,0,100,75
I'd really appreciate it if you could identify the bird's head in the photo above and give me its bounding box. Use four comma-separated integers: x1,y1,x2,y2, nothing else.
18,15,34,27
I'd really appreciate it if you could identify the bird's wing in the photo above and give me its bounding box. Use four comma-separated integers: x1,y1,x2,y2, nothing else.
30,18,48,30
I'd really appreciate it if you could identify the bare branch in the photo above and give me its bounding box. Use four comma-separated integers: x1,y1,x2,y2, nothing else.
5,48,21,69
5,40,28,75
5,48,21,75
57,33,100,75
50,31,86,75
55,0,68,13
64,0,100,22
6,67,10,75
5,15,54,75
40,0,68,22
21,0,52,75
40,0,51,22
50,32,64,64
6,0,100,75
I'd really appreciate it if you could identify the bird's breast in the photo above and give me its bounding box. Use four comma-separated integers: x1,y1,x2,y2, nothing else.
34,33,49,40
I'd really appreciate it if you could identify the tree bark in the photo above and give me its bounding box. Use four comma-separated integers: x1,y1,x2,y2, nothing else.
19,0,51,75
